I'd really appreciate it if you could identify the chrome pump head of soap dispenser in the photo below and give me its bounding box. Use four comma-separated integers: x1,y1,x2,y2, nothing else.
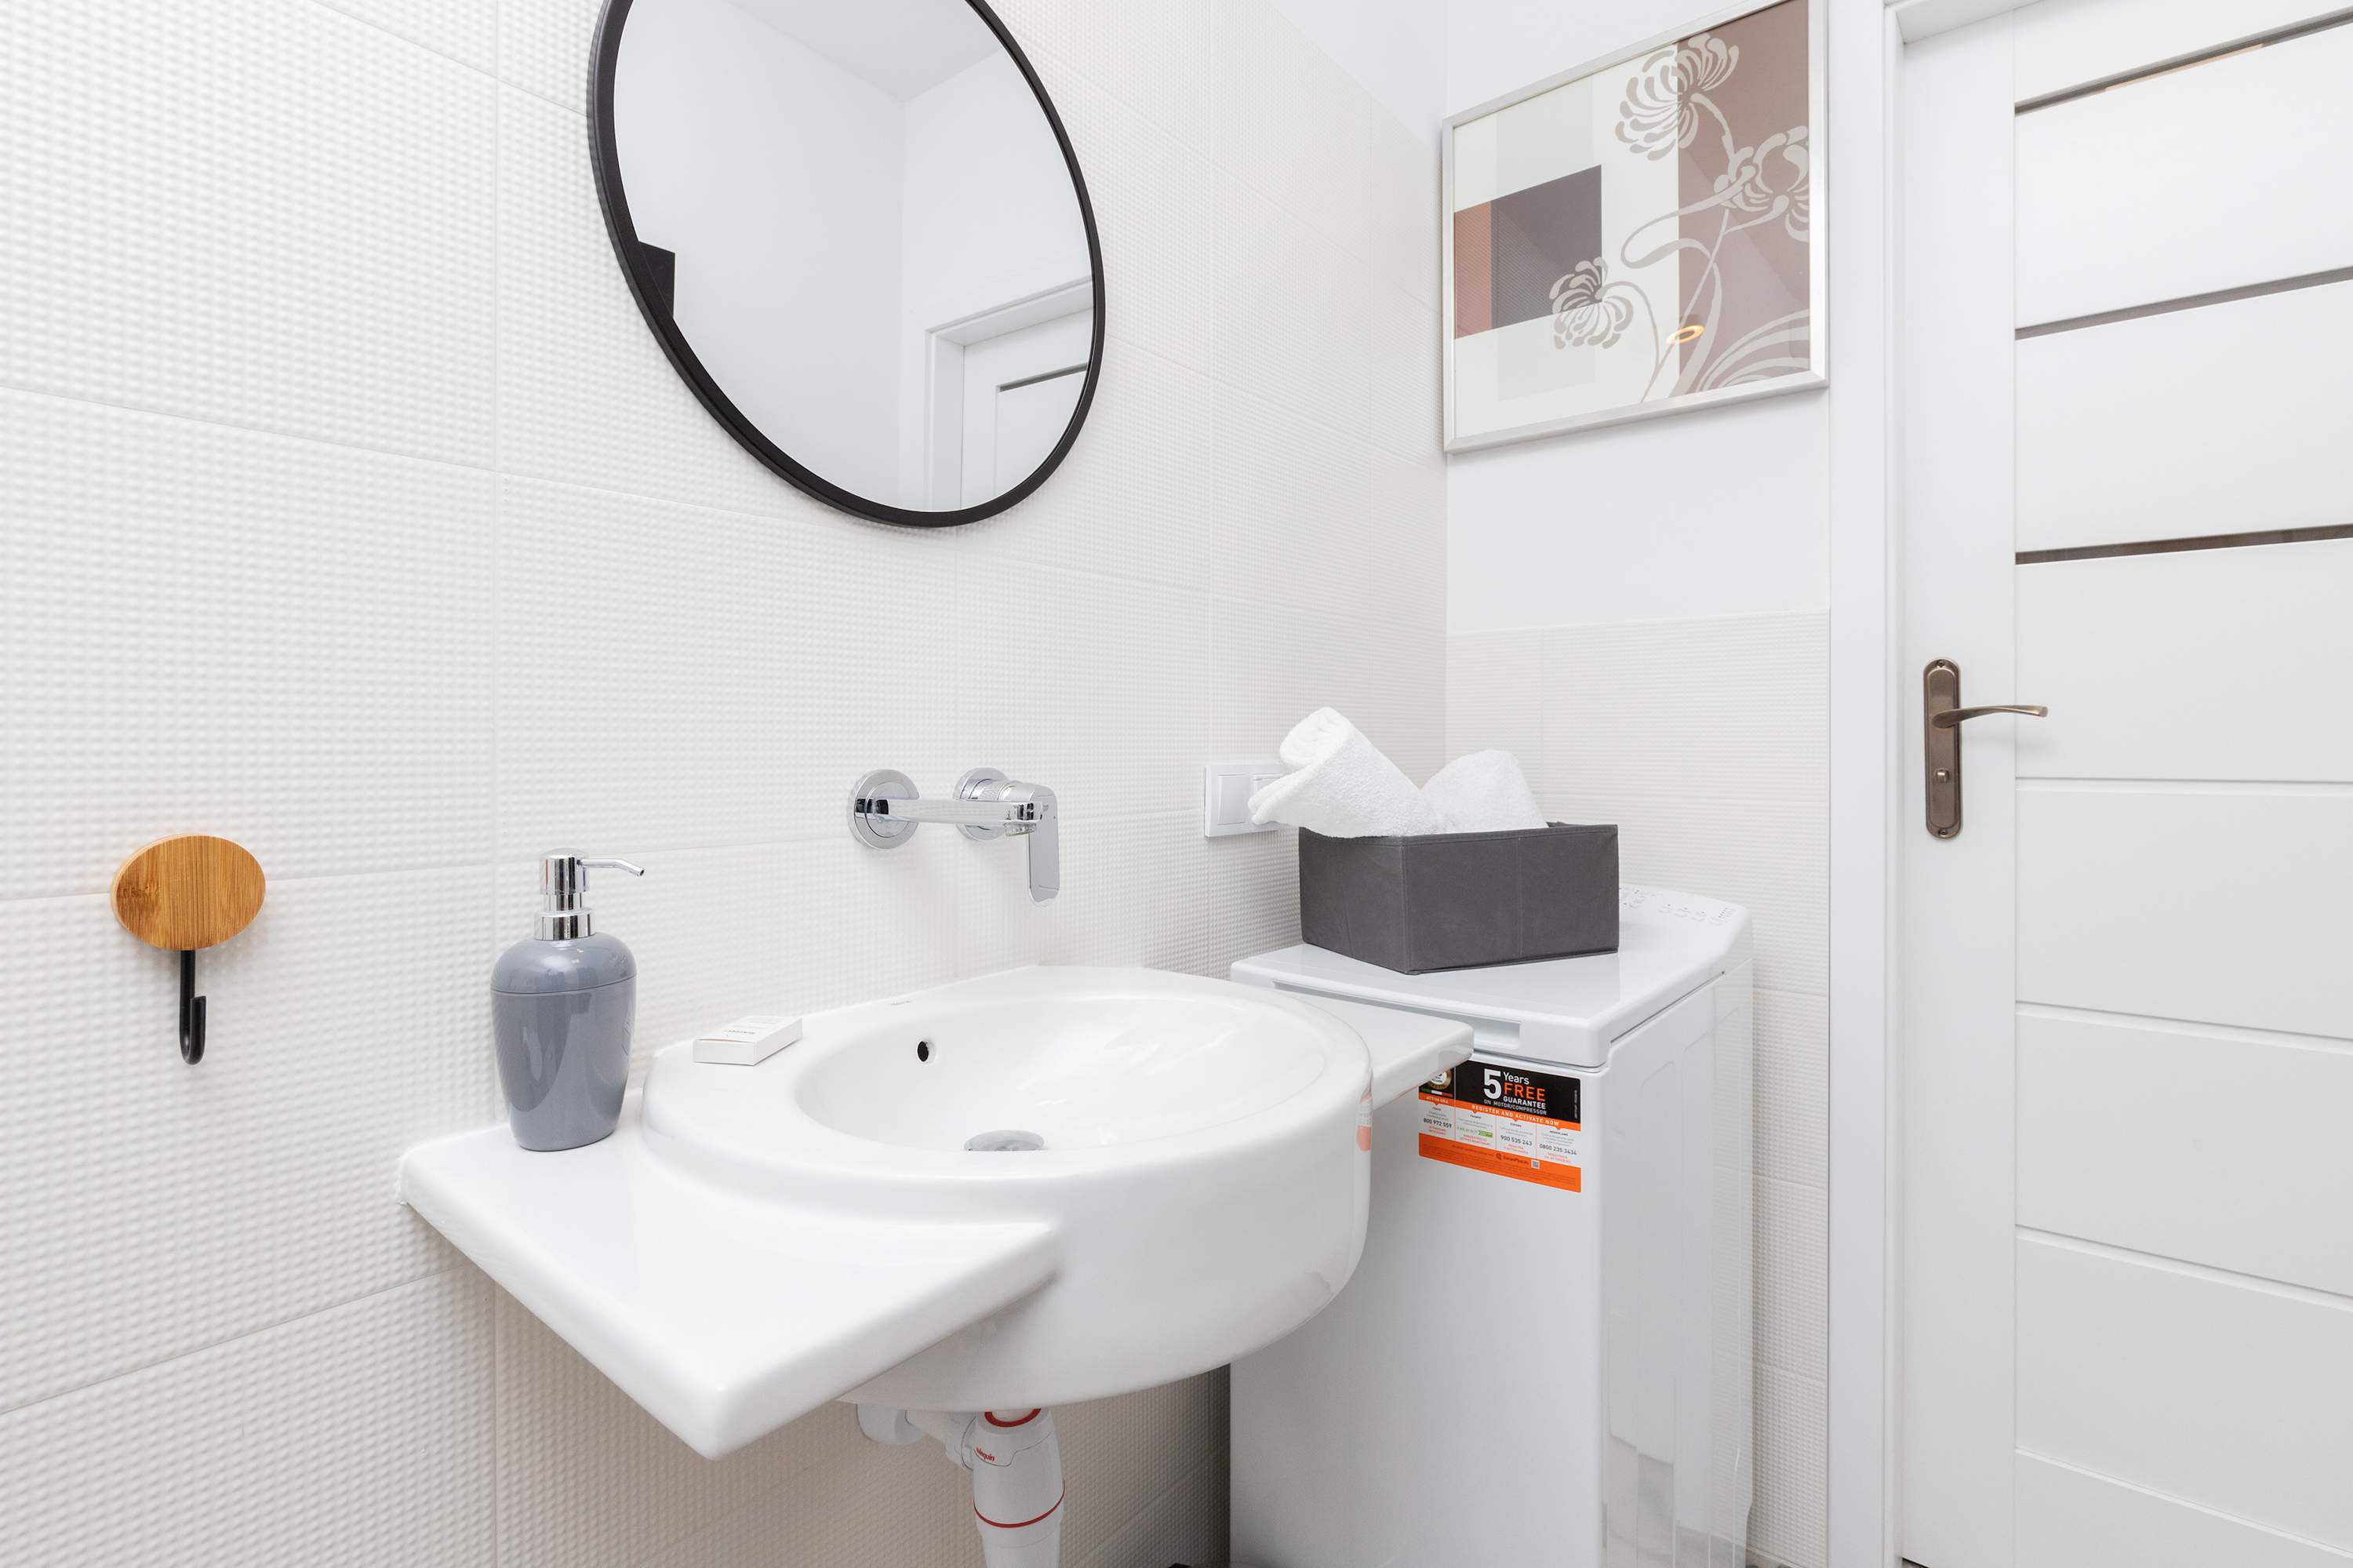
534,852,646,940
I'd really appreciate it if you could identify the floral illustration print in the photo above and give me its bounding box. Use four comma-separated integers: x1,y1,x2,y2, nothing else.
1551,15,1811,402
1718,126,1810,241
1549,260,1643,350
1613,35,1740,159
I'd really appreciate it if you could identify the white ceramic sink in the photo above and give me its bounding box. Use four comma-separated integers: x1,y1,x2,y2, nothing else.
638,967,1374,1412
400,966,1469,1457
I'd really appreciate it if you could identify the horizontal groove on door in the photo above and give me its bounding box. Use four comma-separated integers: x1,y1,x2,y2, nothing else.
2016,281,2353,551
2017,523,2353,565
2017,779,2353,798
2017,777,2353,793
2017,1450,2353,1568
2018,1000,2353,1047
2016,1233,2353,1549
2015,264,2353,340
2014,26,2353,328
2019,1010,2353,1295
2016,539,2353,781
2019,1228,2353,1311
997,363,1086,393
2016,8,2353,113
2017,784,2353,1039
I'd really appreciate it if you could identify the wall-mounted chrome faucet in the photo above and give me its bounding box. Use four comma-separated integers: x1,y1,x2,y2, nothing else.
849,769,1059,903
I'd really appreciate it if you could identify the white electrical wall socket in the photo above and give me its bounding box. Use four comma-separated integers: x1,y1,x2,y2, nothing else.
1202,760,1283,838
693,1014,802,1065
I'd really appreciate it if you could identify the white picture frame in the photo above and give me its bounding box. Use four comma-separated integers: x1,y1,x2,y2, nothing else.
1442,0,1828,452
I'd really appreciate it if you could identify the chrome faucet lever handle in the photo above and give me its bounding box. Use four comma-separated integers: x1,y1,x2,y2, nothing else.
955,769,1058,903
1014,782,1058,903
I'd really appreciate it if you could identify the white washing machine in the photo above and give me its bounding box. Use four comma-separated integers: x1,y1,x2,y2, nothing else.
1227,886,1754,1568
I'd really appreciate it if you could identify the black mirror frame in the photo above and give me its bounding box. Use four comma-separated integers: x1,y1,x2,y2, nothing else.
587,0,1107,529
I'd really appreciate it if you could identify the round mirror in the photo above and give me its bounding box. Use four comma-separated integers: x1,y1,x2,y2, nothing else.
591,0,1104,527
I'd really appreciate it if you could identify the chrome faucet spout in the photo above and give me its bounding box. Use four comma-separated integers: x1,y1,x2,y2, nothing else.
858,795,1049,829
849,769,1060,903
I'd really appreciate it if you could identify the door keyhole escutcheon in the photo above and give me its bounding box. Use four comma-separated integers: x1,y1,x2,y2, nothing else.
1923,659,2048,839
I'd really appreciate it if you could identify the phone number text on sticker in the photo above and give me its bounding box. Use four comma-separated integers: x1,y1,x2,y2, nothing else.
1417,1060,1583,1191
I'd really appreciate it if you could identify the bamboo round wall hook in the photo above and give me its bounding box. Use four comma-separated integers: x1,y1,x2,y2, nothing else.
109,835,265,1066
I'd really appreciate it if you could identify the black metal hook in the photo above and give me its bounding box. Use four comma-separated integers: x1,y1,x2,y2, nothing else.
180,948,205,1065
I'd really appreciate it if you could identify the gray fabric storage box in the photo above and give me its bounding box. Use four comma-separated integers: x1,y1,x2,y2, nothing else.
1297,821,1618,974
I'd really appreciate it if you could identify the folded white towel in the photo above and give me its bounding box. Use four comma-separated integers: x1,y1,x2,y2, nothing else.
1248,708,1448,837
1421,750,1548,833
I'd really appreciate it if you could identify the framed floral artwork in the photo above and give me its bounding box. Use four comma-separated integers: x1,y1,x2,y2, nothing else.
1442,0,1824,449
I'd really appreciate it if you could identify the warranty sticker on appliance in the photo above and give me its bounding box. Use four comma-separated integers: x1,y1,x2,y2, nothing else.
1417,1060,1582,1191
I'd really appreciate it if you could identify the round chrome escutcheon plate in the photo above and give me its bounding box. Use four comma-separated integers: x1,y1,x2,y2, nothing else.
849,768,918,849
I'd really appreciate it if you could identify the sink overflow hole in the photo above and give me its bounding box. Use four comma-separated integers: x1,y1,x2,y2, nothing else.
915,1040,930,1062
966,1130,1046,1153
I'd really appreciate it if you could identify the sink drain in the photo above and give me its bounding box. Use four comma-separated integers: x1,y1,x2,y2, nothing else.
964,1129,1045,1152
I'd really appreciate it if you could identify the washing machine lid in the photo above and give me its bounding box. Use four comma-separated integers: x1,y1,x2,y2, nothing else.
1228,885,1750,1069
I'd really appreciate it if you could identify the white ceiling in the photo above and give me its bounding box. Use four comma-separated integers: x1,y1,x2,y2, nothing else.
730,0,1001,101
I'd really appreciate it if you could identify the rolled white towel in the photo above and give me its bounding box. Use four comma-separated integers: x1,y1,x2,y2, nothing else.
1248,708,1447,837
1421,750,1547,832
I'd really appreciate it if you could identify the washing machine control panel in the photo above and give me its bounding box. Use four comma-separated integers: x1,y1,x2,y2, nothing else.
1620,885,1740,926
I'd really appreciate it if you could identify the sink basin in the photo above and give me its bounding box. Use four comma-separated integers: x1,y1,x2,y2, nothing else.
638,967,1374,1412
788,986,1333,1151
400,964,1468,1459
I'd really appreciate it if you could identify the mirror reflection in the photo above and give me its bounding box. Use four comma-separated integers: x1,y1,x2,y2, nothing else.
598,0,1101,524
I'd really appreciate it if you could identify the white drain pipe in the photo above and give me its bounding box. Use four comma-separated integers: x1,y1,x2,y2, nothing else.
859,1404,1064,1567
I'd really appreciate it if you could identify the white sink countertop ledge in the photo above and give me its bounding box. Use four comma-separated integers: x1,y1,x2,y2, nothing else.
398,971,1469,1458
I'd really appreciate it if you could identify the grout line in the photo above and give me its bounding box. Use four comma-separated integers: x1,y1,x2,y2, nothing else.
482,1274,501,1567
0,862,499,909
0,376,818,537
1010,23,1443,322
282,0,1452,484
1202,141,1443,327
1209,587,1449,647
1447,606,1833,638
1,805,1224,911
487,29,505,1560
504,75,584,116
1174,338,1447,478
0,379,504,481
0,358,1437,612
0,1265,467,1421
1114,321,1442,476
302,0,499,85
1092,1439,1229,1563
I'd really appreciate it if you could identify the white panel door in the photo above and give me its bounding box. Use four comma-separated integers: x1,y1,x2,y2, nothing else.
1902,9,2353,1567
956,309,1089,506
2014,286,2353,551
2013,15,2353,326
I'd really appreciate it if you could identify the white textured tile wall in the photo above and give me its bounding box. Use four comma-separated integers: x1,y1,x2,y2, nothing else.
1450,613,1831,1568
2,3,1444,1566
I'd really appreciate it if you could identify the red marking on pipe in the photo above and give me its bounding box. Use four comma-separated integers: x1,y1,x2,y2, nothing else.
976,1490,1064,1530
983,1409,1042,1428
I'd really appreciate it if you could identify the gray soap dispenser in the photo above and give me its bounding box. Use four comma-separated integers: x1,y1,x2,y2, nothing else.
493,852,645,1151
